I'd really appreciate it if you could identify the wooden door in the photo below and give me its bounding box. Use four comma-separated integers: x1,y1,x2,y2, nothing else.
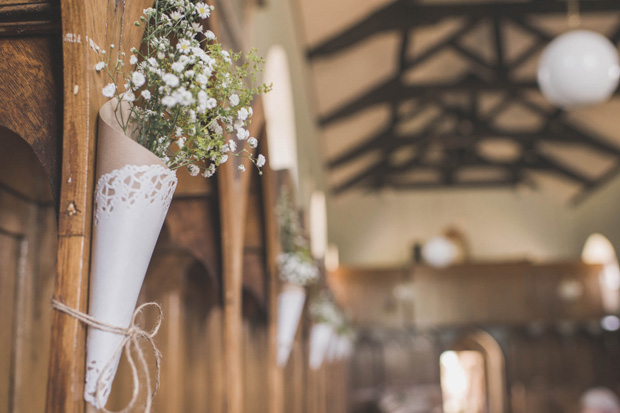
0,130,57,412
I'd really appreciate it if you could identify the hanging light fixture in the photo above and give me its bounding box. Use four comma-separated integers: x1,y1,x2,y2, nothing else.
422,236,458,268
537,0,620,108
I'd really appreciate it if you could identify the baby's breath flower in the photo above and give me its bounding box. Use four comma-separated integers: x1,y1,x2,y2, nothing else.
163,73,179,87
220,155,229,164
173,87,193,105
236,128,249,140
170,11,183,21
171,61,185,72
211,123,223,136
238,164,246,172
205,30,216,41
141,90,151,100
123,91,136,102
228,139,237,152
248,137,258,148
237,107,249,121
95,61,105,71
162,95,177,107
132,71,145,88
256,154,266,168
229,93,240,106
187,164,200,176
130,55,138,65
202,163,216,178
102,83,116,97
196,73,208,85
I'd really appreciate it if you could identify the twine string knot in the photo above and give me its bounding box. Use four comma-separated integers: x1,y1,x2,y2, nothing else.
51,299,163,413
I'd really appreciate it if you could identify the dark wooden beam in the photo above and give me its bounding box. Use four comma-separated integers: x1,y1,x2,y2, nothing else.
403,0,620,22
307,0,408,59
307,0,620,59
383,179,520,191
332,158,390,194
319,74,539,126
493,18,507,81
572,161,620,205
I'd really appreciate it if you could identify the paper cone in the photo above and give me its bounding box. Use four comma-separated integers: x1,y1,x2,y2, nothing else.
309,323,333,370
336,335,351,360
276,283,306,366
326,333,340,363
342,337,354,359
84,100,177,407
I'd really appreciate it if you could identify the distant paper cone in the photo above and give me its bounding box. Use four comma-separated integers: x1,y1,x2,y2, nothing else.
84,100,177,407
309,323,333,370
276,283,306,366
326,333,340,363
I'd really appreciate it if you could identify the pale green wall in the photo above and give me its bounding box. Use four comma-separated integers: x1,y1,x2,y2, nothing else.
248,0,326,213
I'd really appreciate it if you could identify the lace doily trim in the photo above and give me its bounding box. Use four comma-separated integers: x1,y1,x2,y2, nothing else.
94,164,177,225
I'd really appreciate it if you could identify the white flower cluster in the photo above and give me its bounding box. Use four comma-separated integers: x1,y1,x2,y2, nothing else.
95,0,270,177
309,292,345,326
277,252,319,286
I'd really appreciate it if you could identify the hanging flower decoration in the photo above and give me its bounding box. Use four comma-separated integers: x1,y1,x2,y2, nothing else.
94,0,271,177
309,290,344,326
276,188,319,286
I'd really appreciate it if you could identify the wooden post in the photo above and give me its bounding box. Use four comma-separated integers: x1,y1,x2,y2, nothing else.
218,161,245,413
46,2,154,411
262,143,284,413
218,100,264,412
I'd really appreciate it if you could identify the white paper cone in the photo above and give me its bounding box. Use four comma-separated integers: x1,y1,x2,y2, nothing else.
277,283,306,366
326,333,340,363
341,337,354,359
309,323,333,370
337,335,351,360
84,100,177,407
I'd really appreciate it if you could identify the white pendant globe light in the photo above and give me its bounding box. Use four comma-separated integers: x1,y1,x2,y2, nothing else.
538,30,620,108
422,236,458,268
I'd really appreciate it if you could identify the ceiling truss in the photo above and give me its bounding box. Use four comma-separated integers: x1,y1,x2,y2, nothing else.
308,0,620,201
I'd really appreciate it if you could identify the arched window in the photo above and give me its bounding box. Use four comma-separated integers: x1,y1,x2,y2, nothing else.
582,233,620,314
440,330,507,413
263,45,299,185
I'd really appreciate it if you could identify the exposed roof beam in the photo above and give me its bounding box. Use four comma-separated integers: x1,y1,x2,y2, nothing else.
307,0,620,58
320,75,538,126
384,180,520,191
403,0,620,22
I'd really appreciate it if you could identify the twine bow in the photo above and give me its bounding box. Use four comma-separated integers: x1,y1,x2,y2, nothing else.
51,299,163,413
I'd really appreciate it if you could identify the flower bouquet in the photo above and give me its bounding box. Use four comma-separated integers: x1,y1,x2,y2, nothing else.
307,290,344,369
276,189,319,366
85,0,269,407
